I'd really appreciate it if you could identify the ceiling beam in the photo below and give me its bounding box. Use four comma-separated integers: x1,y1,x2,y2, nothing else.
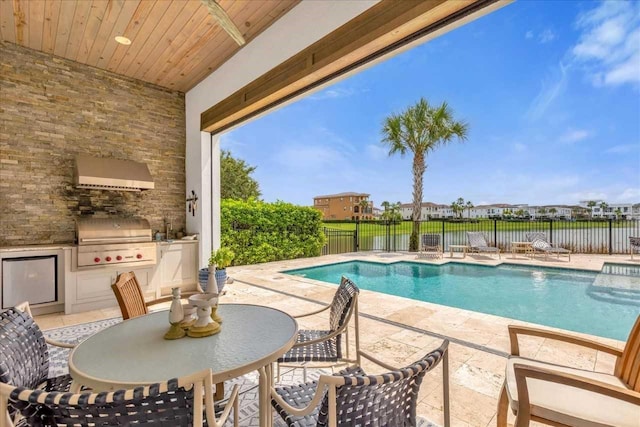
201,0,507,134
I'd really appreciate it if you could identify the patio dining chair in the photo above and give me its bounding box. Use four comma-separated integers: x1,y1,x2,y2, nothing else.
466,232,501,258
497,315,640,427
271,340,450,427
0,368,239,427
277,276,360,382
0,304,83,423
111,271,200,320
417,233,442,259
524,232,571,261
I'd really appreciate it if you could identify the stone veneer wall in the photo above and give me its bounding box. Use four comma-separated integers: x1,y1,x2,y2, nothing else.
0,42,186,246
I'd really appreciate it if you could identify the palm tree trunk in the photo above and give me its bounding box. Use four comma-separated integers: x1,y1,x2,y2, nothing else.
410,152,425,251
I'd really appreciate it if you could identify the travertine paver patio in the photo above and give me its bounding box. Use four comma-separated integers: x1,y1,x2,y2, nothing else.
34,252,635,427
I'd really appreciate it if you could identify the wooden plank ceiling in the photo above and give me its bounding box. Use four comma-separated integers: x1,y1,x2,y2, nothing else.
0,0,299,92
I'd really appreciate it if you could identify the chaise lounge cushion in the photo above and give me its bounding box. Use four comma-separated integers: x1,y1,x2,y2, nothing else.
505,356,639,427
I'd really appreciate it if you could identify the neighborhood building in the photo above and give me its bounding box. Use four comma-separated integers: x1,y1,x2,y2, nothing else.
313,192,373,220
399,202,576,220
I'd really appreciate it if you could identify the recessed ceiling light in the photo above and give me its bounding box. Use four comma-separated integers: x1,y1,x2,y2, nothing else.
115,36,131,45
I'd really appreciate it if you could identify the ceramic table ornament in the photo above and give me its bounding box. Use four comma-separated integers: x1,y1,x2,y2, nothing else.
164,288,186,340
187,293,221,337
179,304,197,330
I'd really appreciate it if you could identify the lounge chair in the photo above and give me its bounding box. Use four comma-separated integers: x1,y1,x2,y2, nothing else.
466,232,501,259
525,232,571,261
497,315,640,427
417,233,442,259
630,236,640,260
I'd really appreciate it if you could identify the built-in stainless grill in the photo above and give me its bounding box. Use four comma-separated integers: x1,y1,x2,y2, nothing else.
76,218,156,268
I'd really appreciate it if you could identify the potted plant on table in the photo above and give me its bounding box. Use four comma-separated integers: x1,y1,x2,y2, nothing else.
208,247,235,293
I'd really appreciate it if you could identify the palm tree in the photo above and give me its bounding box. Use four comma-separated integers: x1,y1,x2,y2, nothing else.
381,201,390,211
465,201,474,219
538,207,547,218
599,201,609,218
614,207,622,220
587,200,596,218
358,199,370,219
549,207,557,217
382,98,468,251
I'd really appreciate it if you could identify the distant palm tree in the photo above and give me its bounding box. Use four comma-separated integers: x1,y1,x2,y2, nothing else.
465,201,474,219
358,199,370,219
549,207,557,218
599,201,609,218
614,207,622,220
381,201,390,211
382,98,468,251
587,200,597,218
538,207,547,217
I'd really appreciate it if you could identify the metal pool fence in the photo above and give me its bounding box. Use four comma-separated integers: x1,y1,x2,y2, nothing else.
321,219,640,255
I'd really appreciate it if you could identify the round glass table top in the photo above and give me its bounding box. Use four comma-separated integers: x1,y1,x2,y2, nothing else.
69,304,298,387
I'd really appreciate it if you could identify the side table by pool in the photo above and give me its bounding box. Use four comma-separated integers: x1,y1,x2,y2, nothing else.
511,241,533,259
449,245,469,258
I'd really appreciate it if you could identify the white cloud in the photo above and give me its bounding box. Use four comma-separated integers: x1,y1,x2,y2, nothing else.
308,87,355,101
538,29,556,43
572,1,640,87
616,188,640,202
525,30,534,39
559,128,592,143
366,144,388,161
526,63,569,120
605,143,639,154
512,142,527,153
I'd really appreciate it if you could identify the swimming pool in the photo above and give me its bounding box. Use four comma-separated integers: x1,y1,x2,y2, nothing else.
284,261,640,341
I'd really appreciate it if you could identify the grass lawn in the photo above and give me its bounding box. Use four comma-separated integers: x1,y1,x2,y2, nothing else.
323,219,636,237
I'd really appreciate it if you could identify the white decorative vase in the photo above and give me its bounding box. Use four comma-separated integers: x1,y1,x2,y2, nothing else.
207,265,219,296
164,287,186,340
169,287,184,324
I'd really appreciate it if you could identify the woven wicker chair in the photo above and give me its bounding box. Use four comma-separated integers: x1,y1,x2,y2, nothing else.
271,340,450,427
0,305,81,423
111,271,200,320
277,276,360,382
417,233,442,259
0,368,239,427
466,232,501,259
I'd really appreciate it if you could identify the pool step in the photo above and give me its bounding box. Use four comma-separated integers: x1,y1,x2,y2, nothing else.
588,272,640,306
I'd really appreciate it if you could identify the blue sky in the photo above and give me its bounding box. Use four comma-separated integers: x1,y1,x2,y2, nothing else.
221,0,640,207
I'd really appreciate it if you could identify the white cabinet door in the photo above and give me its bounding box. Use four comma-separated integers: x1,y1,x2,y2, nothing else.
76,271,117,301
116,267,154,296
160,244,197,289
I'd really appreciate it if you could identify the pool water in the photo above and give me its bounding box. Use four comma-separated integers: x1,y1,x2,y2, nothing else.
284,261,640,341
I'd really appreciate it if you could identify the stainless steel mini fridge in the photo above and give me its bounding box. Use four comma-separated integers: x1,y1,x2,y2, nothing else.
2,255,57,309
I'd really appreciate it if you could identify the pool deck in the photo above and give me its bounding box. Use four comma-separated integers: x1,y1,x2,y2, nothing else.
35,252,638,427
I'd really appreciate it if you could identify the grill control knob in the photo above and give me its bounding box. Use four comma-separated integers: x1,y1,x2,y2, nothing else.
136,254,143,259
105,256,112,262
94,257,101,263
116,255,122,261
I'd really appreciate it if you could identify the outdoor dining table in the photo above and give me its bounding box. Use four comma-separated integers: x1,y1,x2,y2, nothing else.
69,303,298,427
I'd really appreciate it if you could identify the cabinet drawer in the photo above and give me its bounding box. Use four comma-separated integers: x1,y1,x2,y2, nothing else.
76,272,116,301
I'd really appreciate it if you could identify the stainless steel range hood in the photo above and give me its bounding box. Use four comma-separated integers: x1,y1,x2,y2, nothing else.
74,155,154,191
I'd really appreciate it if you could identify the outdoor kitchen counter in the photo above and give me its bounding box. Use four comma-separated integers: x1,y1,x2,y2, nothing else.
0,244,75,252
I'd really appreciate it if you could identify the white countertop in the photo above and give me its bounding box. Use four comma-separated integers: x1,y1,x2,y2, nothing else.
0,244,75,253
0,240,198,253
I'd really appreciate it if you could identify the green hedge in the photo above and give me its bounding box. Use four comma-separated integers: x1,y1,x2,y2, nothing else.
221,199,326,265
